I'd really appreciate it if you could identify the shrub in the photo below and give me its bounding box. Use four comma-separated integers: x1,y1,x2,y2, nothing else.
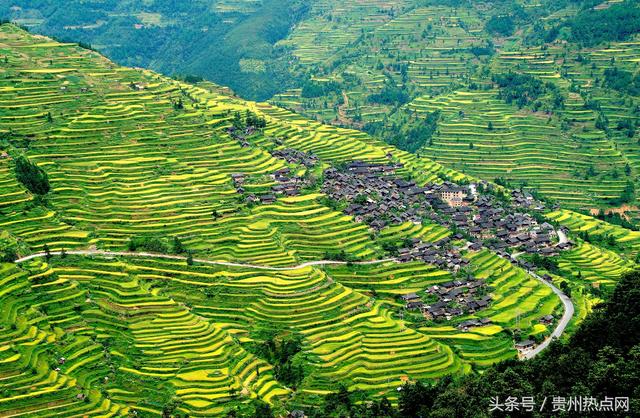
128,236,170,253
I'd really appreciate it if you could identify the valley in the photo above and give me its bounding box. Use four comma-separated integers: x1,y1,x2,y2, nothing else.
0,0,639,415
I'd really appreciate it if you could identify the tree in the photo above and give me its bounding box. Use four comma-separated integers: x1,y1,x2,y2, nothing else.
366,79,409,106
595,112,609,131
44,244,51,260
231,112,244,130
186,252,194,266
248,331,305,387
128,236,170,253
60,248,67,259
14,156,50,195
487,121,494,131
485,15,515,36
173,236,186,254
555,2,640,47
250,400,274,418
492,72,556,108
399,380,438,416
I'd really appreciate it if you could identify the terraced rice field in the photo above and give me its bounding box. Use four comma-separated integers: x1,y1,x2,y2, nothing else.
272,2,485,124
0,24,484,413
0,23,636,415
547,209,640,254
272,0,640,214
558,241,635,288
408,90,629,209
467,250,561,335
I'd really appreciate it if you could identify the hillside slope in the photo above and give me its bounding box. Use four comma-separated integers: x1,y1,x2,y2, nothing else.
5,1,640,216
0,0,309,100
272,0,640,216
0,24,637,416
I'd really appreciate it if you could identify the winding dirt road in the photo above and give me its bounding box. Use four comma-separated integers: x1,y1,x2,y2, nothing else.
14,249,397,271
519,268,575,359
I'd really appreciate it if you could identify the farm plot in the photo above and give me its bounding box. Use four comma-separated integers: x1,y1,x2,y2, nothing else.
0,24,463,266
467,250,562,337
46,256,465,403
0,258,288,416
557,240,635,288
408,90,629,209
547,209,640,254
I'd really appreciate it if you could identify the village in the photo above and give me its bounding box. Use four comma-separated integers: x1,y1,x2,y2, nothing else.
321,160,573,323
399,277,493,322
322,160,571,259
226,155,571,327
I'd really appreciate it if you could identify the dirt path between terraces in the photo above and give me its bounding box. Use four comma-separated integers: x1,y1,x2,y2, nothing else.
14,250,396,271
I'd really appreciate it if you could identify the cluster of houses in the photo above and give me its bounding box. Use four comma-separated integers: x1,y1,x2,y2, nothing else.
269,167,310,197
322,161,571,259
396,236,470,272
511,189,551,211
227,125,257,148
231,166,313,205
270,148,318,167
400,277,494,321
322,161,436,230
319,160,576,326
461,196,572,256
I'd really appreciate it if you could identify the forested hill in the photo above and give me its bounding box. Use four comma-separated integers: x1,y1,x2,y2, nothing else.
0,0,310,100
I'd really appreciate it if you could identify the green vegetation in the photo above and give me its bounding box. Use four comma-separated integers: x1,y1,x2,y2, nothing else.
301,79,341,98
492,72,560,109
8,0,640,219
246,331,306,388
1,0,311,100
365,110,440,153
603,67,640,96
485,15,515,37
127,235,187,254
1,4,640,415
305,269,640,417
558,1,640,46
14,155,50,195
266,0,640,221
367,79,410,106
0,24,473,414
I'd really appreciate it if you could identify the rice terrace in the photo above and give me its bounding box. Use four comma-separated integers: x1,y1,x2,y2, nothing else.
0,0,639,417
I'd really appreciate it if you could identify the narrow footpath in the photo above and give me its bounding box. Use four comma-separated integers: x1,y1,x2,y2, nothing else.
15,248,573,359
